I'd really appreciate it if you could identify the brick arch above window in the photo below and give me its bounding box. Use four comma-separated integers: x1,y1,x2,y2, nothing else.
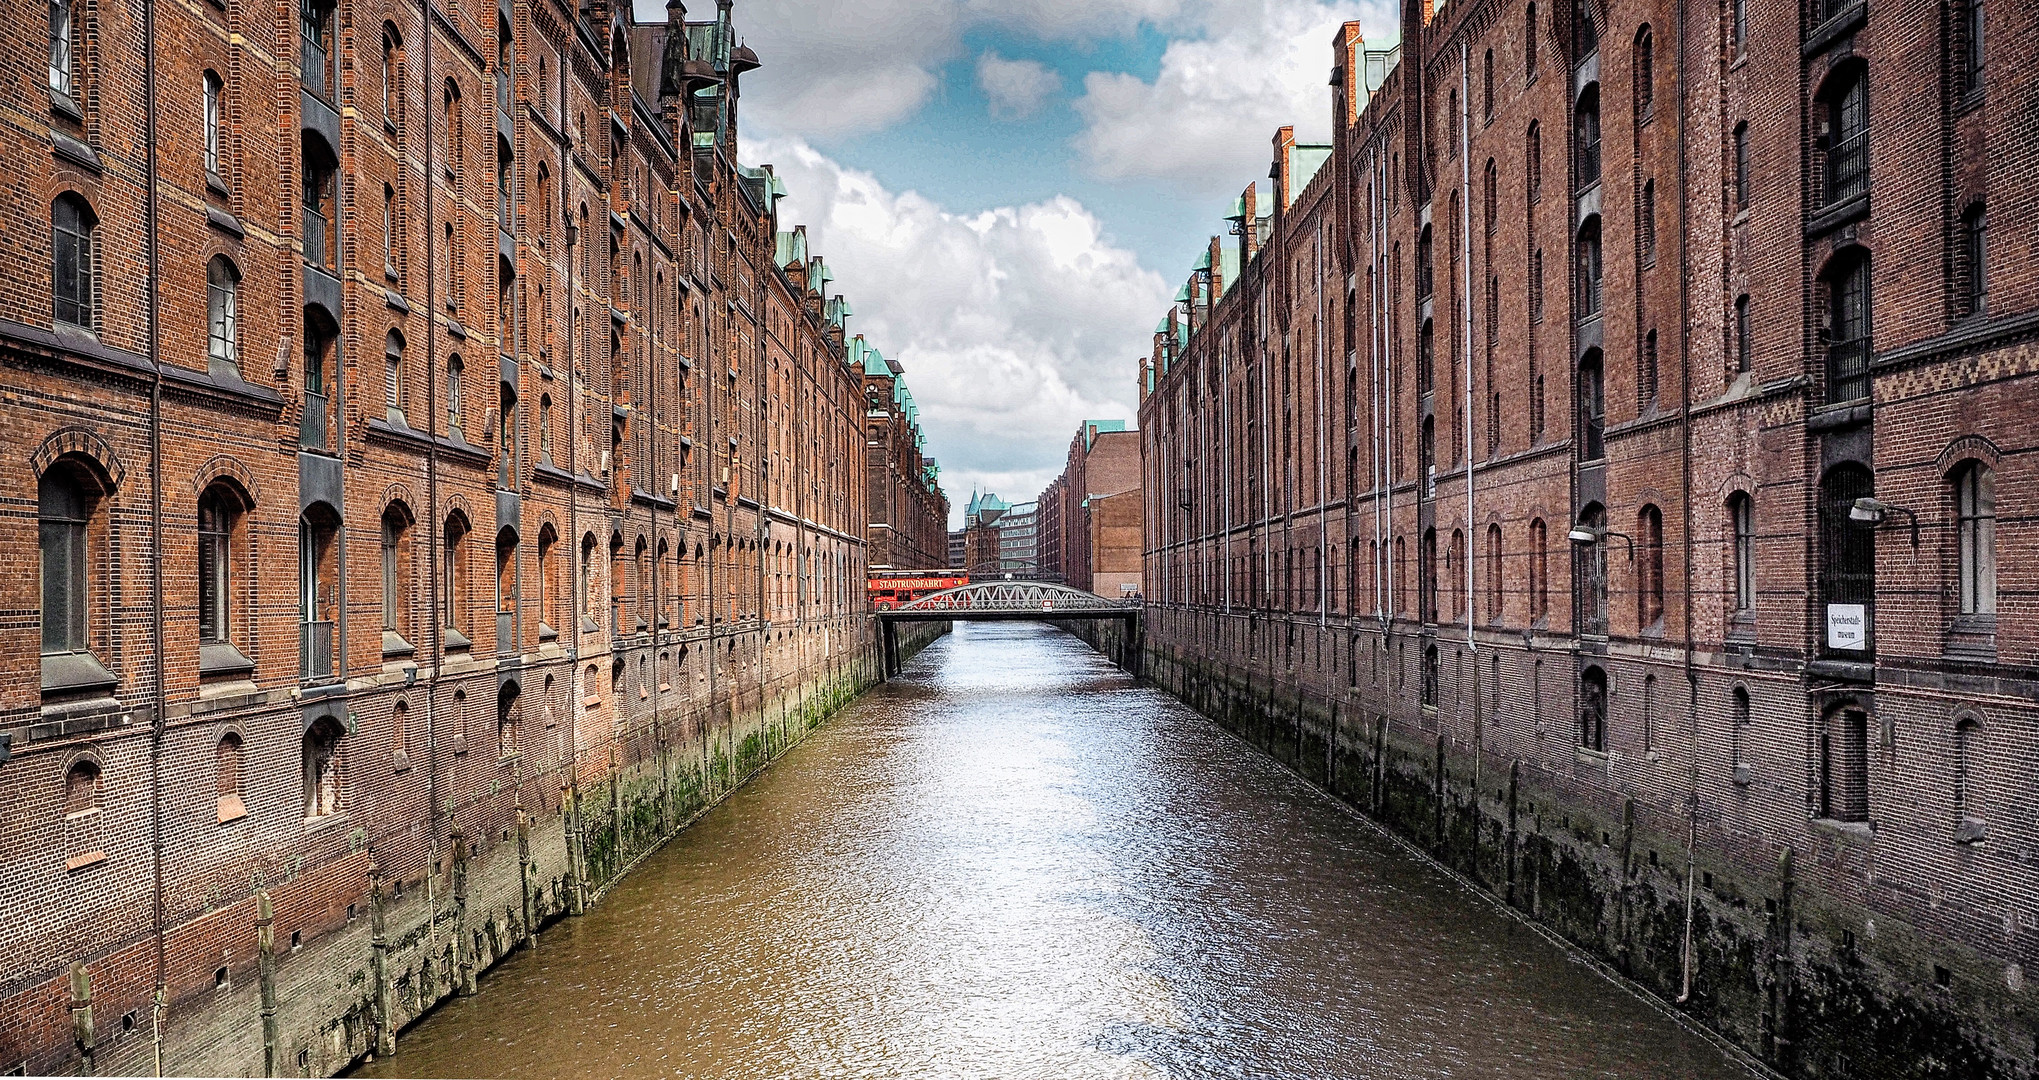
32,427,124,488
1935,433,2002,476
191,454,262,508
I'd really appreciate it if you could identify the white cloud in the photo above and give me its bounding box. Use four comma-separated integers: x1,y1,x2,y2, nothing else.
1073,0,1397,195
749,139,1168,523
977,51,1062,121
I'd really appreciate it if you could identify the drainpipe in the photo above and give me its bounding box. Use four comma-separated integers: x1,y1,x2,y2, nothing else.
1673,0,1702,1007
419,0,442,934
143,0,167,1070
1459,41,1481,793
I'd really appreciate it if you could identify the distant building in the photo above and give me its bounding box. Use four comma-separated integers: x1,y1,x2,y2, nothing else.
947,529,967,569
856,336,950,571
1033,420,1142,595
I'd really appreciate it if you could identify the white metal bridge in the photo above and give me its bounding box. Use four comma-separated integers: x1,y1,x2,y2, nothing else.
873,581,1144,676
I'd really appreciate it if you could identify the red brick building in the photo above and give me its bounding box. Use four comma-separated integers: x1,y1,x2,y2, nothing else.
1035,419,1143,595
1139,1,2036,1074
855,335,950,572
0,0,935,1073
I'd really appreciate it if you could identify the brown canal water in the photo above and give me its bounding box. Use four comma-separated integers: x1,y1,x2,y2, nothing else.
354,623,1753,1079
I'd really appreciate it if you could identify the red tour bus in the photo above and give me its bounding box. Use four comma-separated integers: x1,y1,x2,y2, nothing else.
868,569,969,610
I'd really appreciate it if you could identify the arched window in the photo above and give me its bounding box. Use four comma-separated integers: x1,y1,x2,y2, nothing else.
1953,461,1996,616
1961,203,1987,316
497,527,518,623
1819,706,1869,822
1576,502,1609,636
206,257,240,374
1418,319,1436,401
1962,0,1985,94
1731,0,1747,52
444,513,470,642
216,733,246,822
1472,51,1489,124
632,537,648,632
535,524,558,639
536,164,552,248
446,354,465,432
1578,665,1607,751
1419,414,1436,496
497,135,513,227
300,0,336,100
1637,504,1665,628
1574,216,1603,319
197,483,241,648
1529,517,1549,621
1421,644,1440,707
1734,294,1751,372
301,309,339,450
1822,251,1872,404
65,758,101,816
382,24,403,128
1574,83,1601,188
1526,122,1542,203
1416,225,1434,301
580,532,598,624
53,194,97,331
1485,523,1503,624
443,79,463,183
1818,65,1868,207
497,379,516,487
1641,673,1658,751
1728,492,1755,616
40,461,99,659
298,504,340,682
1577,349,1605,460
302,134,338,270
1448,529,1465,624
1633,26,1653,120
1954,717,1984,836
1818,464,1876,655
383,184,399,280
1525,3,1539,78
537,393,553,466
609,533,625,634
381,504,413,650
302,717,343,818
1730,686,1751,769
498,682,521,759
497,16,513,112
384,330,406,422
203,71,225,177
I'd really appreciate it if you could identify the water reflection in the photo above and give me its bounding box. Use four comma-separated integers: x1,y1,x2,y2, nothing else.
356,623,1749,1079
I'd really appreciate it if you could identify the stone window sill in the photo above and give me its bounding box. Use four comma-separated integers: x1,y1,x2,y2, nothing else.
65,851,107,874
217,795,247,824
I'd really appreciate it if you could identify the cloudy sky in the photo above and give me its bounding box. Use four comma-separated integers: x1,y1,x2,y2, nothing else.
645,0,1400,524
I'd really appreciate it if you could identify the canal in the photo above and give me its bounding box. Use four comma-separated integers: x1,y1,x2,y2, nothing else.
355,623,1753,1079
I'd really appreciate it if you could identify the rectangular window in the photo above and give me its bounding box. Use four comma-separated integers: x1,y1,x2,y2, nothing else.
1964,206,1988,315
1965,0,1985,95
1735,295,1751,372
203,74,223,176
49,0,73,96
1956,465,1996,616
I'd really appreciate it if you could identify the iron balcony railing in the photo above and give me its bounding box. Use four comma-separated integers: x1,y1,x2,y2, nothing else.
300,619,334,682
1824,131,1868,207
303,207,331,270
300,390,329,450
1826,336,1871,403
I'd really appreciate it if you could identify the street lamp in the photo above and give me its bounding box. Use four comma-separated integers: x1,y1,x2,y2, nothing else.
1567,523,1636,561
1850,497,1919,547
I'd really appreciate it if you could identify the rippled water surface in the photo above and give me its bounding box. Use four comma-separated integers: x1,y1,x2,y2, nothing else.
357,623,1751,1079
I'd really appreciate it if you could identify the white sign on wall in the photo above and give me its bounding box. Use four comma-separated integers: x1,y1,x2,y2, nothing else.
1827,604,1868,651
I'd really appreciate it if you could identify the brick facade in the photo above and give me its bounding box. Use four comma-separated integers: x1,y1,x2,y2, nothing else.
856,336,950,572
1033,420,1143,594
1138,1,2038,1075
0,0,942,1073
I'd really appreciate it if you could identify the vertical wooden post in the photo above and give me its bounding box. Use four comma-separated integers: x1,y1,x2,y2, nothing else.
369,871,395,1057
257,891,280,1076
69,961,94,1076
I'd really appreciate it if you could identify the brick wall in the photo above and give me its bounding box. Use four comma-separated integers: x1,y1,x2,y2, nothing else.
0,0,922,1074
1137,2,2039,1076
